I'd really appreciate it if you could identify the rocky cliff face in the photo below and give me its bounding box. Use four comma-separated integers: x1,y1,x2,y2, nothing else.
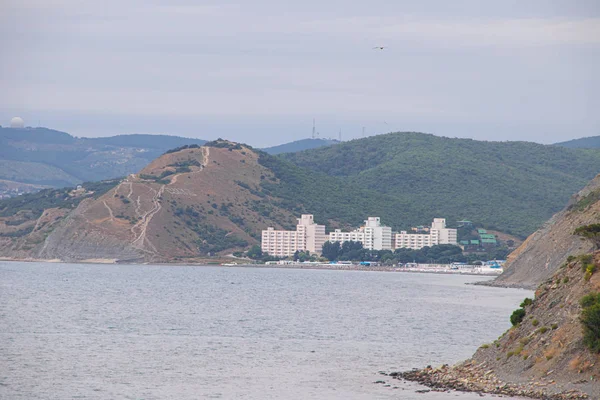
490,174,600,289
0,142,300,262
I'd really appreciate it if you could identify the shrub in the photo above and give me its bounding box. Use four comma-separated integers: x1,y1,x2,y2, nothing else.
581,293,600,308
510,308,526,326
567,255,577,263
563,276,569,284
520,298,534,307
580,254,594,265
537,327,549,334
551,324,558,330
480,344,490,349
532,319,540,326
585,264,597,281
580,293,600,353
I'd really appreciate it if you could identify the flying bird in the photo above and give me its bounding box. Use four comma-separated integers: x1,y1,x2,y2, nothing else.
373,46,387,50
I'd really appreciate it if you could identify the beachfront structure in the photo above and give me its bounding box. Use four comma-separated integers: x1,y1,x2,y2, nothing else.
394,218,457,250
329,217,393,251
261,214,327,257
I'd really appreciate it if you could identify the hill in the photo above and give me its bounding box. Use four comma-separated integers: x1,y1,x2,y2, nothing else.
282,132,600,238
489,174,600,289
395,181,600,399
0,140,411,262
0,127,206,188
261,138,339,155
555,136,600,149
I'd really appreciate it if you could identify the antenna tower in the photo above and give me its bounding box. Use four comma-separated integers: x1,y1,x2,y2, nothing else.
312,119,316,139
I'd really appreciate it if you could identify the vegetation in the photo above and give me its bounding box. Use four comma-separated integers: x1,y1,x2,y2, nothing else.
574,224,600,249
579,292,600,353
261,138,339,155
0,179,120,218
510,308,526,326
281,132,600,237
320,241,495,264
520,298,534,307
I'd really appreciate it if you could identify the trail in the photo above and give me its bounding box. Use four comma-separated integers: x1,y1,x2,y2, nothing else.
102,200,115,222
131,185,164,254
169,146,210,184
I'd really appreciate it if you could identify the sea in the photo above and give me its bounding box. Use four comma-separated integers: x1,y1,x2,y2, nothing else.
0,261,532,399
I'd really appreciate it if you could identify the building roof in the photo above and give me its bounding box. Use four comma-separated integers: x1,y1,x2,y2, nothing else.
477,229,487,234
479,234,496,239
481,238,497,244
470,240,480,245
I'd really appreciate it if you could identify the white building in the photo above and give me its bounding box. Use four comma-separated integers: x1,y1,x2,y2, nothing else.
261,214,327,258
329,217,392,250
394,218,457,250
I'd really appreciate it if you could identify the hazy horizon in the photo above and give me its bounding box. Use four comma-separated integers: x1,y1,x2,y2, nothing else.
1,0,598,147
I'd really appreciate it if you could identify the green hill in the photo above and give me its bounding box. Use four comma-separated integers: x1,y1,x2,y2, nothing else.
281,132,600,237
555,135,600,149
261,138,339,155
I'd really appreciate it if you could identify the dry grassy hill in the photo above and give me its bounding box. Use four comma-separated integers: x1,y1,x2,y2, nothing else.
0,141,301,262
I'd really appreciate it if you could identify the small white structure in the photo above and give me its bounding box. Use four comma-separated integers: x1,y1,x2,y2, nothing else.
329,217,392,250
394,218,458,250
10,117,24,128
261,214,327,258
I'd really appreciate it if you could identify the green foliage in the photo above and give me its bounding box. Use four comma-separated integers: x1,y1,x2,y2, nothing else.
246,245,263,260
163,144,202,154
532,319,540,326
281,132,600,238
580,293,600,353
574,224,600,248
510,308,526,326
570,190,600,212
0,179,119,218
585,264,597,281
537,326,549,334
520,298,534,307
194,224,248,255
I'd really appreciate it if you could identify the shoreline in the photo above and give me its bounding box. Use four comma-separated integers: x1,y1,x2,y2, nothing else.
389,363,589,400
0,257,503,277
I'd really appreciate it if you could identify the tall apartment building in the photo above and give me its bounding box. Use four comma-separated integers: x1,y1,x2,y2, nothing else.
261,214,326,258
329,217,392,250
394,218,457,250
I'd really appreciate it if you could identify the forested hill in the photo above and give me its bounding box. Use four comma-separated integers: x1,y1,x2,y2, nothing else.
261,138,339,155
281,132,600,238
554,135,600,149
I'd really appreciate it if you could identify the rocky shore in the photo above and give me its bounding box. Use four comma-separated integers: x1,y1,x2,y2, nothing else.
386,363,589,399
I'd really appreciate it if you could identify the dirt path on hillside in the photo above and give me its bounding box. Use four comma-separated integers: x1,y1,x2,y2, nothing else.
131,185,164,254
169,146,210,185
102,200,115,222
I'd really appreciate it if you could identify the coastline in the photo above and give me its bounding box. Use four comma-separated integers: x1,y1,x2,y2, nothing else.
389,363,589,400
0,257,503,277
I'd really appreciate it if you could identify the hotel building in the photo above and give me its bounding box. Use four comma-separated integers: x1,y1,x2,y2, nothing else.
329,217,392,251
261,214,327,257
394,218,457,250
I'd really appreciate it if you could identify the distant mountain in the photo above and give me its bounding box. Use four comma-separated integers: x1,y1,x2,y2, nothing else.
261,138,339,155
554,135,600,149
281,132,600,238
0,127,205,187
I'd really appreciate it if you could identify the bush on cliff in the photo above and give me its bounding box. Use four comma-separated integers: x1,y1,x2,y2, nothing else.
510,308,526,326
580,292,600,353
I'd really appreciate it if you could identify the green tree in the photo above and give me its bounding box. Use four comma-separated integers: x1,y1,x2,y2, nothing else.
322,241,341,261
246,245,263,260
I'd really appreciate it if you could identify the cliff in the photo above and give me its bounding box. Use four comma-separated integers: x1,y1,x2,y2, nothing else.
489,174,600,289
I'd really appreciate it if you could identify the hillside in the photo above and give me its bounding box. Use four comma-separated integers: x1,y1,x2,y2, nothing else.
489,174,600,289
555,136,600,149
282,132,600,237
262,138,339,155
395,180,600,399
0,140,411,262
0,127,206,188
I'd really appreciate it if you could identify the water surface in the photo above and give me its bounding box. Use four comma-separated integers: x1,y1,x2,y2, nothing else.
0,262,531,399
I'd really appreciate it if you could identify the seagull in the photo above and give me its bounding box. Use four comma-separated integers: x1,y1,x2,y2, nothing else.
373,46,387,50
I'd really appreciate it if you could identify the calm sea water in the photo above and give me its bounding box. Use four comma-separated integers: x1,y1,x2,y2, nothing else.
0,262,531,399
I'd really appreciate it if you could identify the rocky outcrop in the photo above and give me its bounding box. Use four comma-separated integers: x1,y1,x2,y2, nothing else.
489,174,600,289
397,251,600,399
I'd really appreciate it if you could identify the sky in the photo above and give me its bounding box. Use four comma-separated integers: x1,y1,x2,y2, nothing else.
0,0,598,147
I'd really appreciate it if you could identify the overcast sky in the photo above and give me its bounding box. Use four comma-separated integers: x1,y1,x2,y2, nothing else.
1,0,598,147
